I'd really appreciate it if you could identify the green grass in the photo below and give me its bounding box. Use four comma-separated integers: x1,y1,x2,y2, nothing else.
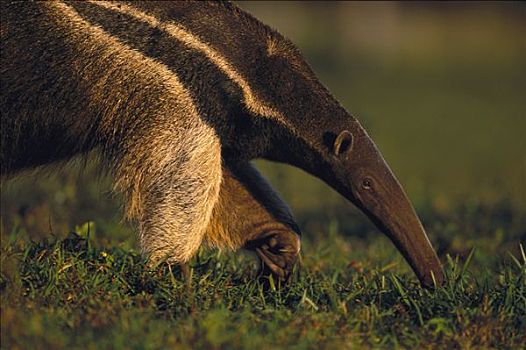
2,3,525,349
2,201,525,349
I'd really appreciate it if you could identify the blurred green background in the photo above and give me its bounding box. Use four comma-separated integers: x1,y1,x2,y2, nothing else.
1,2,525,252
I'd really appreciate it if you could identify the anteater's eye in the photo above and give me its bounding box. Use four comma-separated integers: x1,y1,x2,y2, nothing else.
362,178,372,190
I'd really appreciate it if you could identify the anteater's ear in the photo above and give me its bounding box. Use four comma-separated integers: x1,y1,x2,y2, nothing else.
333,130,353,156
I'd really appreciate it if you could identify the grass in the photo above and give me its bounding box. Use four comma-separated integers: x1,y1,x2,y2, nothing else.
1,3,525,349
2,201,525,349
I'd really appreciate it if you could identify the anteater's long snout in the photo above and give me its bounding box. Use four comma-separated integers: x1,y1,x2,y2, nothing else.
328,125,445,288
359,182,446,288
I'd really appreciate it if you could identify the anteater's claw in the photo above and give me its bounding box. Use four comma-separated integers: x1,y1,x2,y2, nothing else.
246,230,300,283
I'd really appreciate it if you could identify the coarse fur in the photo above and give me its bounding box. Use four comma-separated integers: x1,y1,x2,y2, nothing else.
1,1,444,285
2,0,225,263
1,0,303,274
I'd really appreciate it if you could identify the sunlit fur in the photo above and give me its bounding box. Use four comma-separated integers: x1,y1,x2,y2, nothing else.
0,1,301,267
1,1,443,286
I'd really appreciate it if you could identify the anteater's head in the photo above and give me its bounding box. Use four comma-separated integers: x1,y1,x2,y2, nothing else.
214,11,445,287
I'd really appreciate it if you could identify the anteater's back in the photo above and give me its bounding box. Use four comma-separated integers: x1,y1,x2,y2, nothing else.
0,1,280,175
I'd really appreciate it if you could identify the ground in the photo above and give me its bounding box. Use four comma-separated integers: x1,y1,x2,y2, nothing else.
1,200,524,349
1,3,525,349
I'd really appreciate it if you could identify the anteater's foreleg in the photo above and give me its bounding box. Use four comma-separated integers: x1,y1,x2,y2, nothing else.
112,118,223,266
205,161,301,281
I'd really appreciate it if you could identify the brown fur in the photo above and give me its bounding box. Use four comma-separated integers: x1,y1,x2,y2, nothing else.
206,161,300,278
0,1,301,273
1,1,444,286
